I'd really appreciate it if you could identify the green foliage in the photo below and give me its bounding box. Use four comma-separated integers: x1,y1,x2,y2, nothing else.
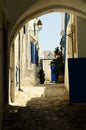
53,45,64,76
56,55,64,75
54,47,60,55
38,69,45,84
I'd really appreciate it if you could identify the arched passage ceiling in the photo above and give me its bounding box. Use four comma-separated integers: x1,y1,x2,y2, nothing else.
1,0,86,44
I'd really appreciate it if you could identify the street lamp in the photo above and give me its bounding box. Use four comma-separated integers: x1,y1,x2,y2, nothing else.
37,19,42,31
28,19,42,36
28,19,42,32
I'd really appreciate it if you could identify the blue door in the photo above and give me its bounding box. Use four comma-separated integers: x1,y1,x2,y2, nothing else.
68,58,86,103
51,64,57,82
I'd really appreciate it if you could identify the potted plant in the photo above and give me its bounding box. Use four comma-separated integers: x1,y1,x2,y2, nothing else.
38,68,45,84
53,45,64,83
57,51,64,83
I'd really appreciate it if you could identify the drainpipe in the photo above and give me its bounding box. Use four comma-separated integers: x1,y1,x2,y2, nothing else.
71,31,74,58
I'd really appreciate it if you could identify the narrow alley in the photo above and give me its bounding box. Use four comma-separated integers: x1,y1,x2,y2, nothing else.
3,83,86,130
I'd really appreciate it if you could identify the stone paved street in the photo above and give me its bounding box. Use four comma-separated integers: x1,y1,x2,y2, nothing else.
2,83,86,130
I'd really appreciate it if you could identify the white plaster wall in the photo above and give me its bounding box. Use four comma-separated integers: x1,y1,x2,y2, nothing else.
77,18,86,57
65,16,86,93
20,19,40,86
9,45,15,102
28,18,38,41
43,60,51,82
14,35,19,92
42,51,54,82
65,15,74,91
65,25,71,91
13,18,42,87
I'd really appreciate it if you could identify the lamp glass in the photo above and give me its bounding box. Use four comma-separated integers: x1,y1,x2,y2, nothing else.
37,19,42,31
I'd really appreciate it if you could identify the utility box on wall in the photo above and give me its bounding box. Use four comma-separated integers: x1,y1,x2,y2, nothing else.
68,58,86,103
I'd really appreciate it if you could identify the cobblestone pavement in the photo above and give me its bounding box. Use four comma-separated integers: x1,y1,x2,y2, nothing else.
2,83,86,130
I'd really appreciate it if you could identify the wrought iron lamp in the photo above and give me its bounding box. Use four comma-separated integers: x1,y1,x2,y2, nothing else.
37,19,42,31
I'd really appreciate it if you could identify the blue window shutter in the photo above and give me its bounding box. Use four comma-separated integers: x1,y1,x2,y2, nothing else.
35,46,37,64
31,42,39,65
31,42,35,63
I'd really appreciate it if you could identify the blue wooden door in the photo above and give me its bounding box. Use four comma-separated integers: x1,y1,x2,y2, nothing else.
51,64,57,82
68,58,86,103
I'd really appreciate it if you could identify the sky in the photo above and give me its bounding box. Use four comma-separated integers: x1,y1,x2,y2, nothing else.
38,12,62,53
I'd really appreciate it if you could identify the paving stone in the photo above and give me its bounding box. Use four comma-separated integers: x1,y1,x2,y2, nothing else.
2,84,86,130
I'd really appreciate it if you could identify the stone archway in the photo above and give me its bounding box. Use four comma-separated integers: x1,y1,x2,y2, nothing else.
6,0,86,101
1,0,86,103
5,0,86,47
0,1,86,129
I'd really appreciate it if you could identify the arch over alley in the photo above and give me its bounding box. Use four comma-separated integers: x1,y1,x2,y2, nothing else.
0,1,86,129
0,0,86,104
7,0,86,46
1,0,86,105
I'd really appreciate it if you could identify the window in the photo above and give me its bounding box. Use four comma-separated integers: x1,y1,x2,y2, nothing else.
30,42,38,65
31,42,35,64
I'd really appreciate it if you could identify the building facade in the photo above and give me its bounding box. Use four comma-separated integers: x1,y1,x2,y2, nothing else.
64,14,78,90
9,18,41,103
42,51,54,83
